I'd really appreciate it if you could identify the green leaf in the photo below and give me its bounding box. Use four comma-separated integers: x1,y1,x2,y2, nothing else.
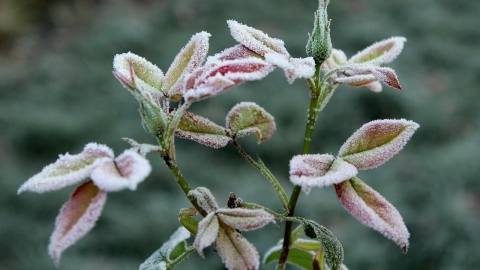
139,99,168,138
264,245,316,270
175,111,230,148
226,102,276,143
179,208,199,235
300,219,344,270
293,239,322,252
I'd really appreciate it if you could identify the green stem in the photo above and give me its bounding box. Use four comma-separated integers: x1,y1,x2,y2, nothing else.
277,68,337,269
232,139,289,209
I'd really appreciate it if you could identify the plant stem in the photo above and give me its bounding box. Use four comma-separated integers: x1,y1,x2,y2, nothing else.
277,67,337,269
232,139,289,209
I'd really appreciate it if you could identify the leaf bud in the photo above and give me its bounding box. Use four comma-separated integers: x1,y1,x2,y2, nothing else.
306,0,332,65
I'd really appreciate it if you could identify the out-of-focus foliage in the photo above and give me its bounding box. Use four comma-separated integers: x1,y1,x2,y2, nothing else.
1,0,479,269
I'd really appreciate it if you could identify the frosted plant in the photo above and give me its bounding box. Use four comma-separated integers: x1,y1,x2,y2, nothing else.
18,0,420,269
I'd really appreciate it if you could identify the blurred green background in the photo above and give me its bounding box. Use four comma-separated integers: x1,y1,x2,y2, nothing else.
1,0,479,269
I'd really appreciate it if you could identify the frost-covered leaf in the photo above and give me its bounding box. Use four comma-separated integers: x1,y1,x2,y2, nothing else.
300,219,344,270
333,73,377,87
90,149,152,192
292,238,322,252
349,37,406,66
139,227,192,270
216,208,275,231
289,154,358,193
187,187,219,213
335,177,410,253
18,143,113,194
226,102,276,143
184,58,274,102
216,225,259,270
175,111,230,148
336,64,402,90
113,52,164,103
163,32,210,101
194,212,219,258
227,20,289,57
210,44,261,61
121,137,162,157
48,181,107,266
338,119,419,170
321,49,347,75
264,53,315,83
263,245,316,269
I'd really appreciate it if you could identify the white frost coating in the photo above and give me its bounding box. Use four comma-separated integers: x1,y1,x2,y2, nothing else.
338,119,419,170
175,131,231,148
349,37,406,66
139,227,191,270
48,183,107,266
18,143,114,194
226,101,276,143
184,57,274,102
227,20,289,57
289,154,358,193
210,44,260,61
90,149,152,192
321,48,347,76
335,178,410,252
113,52,164,102
163,31,210,99
265,53,315,83
216,227,260,270
194,212,219,258
188,187,219,213
337,64,402,90
333,73,377,86
216,208,275,231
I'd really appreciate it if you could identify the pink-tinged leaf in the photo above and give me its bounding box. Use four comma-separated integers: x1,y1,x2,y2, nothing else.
216,208,275,231
226,102,276,143
49,180,107,266
175,111,230,148
18,143,113,194
90,149,152,192
216,225,259,270
349,37,406,66
227,20,289,57
184,58,274,102
187,187,219,213
338,119,419,170
264,53,315,83
321,49,347,75
333,74,377,87
113,52,164,102
289,154,358,193
338,64,402,90
364,81,383,93
211,44,261,61
194,212,219,258
335,177,410,253
163,32,211,101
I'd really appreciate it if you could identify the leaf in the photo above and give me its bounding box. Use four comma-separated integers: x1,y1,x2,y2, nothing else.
18,143,113,194
113,52,164,103
300,219,344,270
263,245,316,270
320,48,347,76
227,20,289,57
264,53,315,83
179,208,199,236
90,149,152,192
210,44,261,61
187,187,219,213
289,154,358,193
348,37,406,66
163,32,210,101
175,111,230,148
48,181,107,266
338,119,420,170
335,177,410,253
194,212,219,258
216,225,259,270
336,64,402,90
184,58,274,102
226,102,276,143
292,238,322,252
216,208,275,231
139,227,193,270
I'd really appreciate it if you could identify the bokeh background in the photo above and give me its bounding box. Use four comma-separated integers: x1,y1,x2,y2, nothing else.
1,0,479,269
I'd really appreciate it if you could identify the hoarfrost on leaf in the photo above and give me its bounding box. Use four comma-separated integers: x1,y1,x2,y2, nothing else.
48,181,107,267
175,111,230,148
349,37,406,66
187,187,219,213
335,177,410,253
338,119,419,170
226,102,276,143
215,208,275,231
18,143,114,194
216,225,260,270
194,212,219,258
289,154,358,193
264,53,315,83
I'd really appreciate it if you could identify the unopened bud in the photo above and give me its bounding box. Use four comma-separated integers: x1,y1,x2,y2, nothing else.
306,0,332,65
